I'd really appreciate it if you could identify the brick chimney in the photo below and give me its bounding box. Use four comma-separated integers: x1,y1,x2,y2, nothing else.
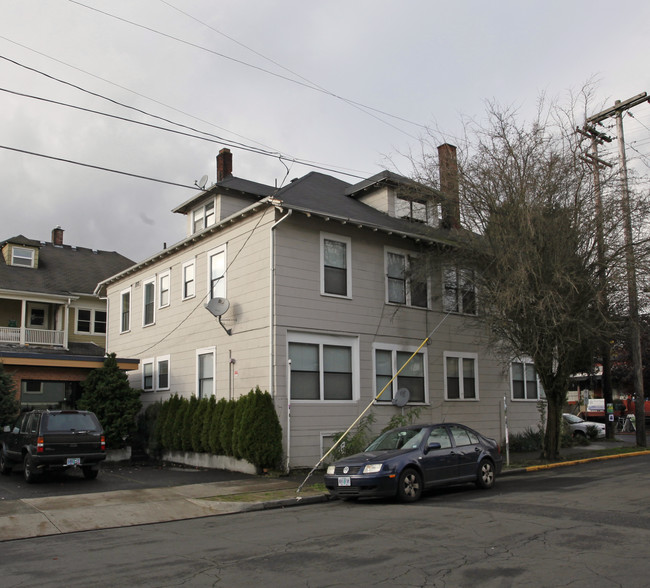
52,226,64,246
438,143,460,229
217,148,233,182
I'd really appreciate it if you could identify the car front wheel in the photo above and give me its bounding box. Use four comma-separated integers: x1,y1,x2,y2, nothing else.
476,459,495,489
397,468,422,503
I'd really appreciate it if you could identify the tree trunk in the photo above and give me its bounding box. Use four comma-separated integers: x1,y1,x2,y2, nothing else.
541,388,564,460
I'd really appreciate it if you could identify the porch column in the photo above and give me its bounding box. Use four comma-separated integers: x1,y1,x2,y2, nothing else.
19,299,26,346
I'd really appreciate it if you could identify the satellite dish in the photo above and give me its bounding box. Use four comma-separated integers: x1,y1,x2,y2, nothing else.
205,297,232,336
195,174,209,190
205,297,230,317
392,388,410,407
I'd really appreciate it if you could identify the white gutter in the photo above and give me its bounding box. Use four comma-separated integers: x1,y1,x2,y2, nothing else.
269,207,293,471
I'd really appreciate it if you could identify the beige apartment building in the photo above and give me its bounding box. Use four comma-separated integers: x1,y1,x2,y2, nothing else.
97,147,541,468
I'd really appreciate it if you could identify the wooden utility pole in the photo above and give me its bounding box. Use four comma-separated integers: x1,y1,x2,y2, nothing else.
577,124,614,437
587,92,648,446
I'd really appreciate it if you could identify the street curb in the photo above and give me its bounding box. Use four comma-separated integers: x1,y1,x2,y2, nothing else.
236,492,332,512
501,449,650,475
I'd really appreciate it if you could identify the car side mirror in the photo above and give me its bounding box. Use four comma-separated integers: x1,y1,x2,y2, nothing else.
424,442,441,454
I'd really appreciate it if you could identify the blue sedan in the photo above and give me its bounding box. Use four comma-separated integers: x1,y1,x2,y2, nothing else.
324,423,503,502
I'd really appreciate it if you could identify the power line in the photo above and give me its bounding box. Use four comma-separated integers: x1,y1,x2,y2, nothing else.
0,50,372,178
67,0,422,140
157,0,427,131
0,143,197,189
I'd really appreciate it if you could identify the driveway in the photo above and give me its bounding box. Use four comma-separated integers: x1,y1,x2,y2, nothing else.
0,458,254,501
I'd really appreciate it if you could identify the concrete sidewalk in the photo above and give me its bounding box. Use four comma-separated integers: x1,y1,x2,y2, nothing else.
0,476,328,542
2,437,646,543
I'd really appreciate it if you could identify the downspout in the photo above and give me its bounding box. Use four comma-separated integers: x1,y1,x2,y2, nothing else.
269,207,292,470
64,298,71,350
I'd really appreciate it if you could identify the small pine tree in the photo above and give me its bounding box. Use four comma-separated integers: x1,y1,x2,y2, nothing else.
218,400,236,456
200,396,216,452
239,387,283,470
181,396,197,451
191,397,208,452
172,397,188,451
162,395,182,450
78,354,142,449
231,393,251,459
154,398,171,450
209,398,227,454
0,361,20,428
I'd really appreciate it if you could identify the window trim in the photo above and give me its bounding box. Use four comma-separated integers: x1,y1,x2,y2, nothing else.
75,308,107,335
384,247,429,309
320,232,352,298
182,259,196,301
443,266,477,315
143,277,156,327
11,246,35,268
157,355,170,391
192,198,216,234
207,245,227,301
196,346,216,399
372,343,428,405
158,270,171,309
142,358,154,391
443,351,479,401
510,359,544,401
120,287,131,333
288,331,360,403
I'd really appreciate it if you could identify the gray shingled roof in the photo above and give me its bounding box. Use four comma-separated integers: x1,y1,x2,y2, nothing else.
0,236,135,297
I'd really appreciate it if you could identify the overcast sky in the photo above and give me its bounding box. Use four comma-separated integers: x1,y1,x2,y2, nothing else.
1,0,649,263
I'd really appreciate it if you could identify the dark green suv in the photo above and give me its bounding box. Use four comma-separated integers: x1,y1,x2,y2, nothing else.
0,410,106,483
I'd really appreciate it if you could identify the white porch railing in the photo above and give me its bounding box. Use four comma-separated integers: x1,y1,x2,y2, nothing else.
0,326,65,347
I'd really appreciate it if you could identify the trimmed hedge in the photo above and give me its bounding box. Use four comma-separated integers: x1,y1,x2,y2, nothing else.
151,388,283,470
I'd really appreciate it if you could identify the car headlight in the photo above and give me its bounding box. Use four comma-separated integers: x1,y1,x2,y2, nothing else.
326,465,335,475
362,463,383,474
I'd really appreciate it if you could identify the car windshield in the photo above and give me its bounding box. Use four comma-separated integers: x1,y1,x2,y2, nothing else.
42,413,100,433
365,427,426,451
564,414,583,424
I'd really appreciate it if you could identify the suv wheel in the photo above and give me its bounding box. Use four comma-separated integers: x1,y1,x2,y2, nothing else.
82,466,99,480
23,454,39,484
0,450,12,475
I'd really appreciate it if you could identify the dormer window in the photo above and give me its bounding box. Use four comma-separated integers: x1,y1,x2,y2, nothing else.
12,246,35,268
395,195,439,227
192,200,216,233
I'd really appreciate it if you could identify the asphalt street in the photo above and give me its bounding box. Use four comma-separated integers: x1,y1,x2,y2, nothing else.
2,454,650,587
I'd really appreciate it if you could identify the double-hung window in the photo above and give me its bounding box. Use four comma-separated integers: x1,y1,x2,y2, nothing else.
511,360,543,400
321,233,351,297
386,250,428,308
374,345,427,404
76,309,107,334
197,348,215,399
159,271,170,308
192,200,216,234
288,333,358,401
157,356,170,390
120,288,131,333
443,267,477,315
142,359,154,391
143,279,155,326
444,352,478,400
208,246,226,300
12,246,35,267
182,260,195,300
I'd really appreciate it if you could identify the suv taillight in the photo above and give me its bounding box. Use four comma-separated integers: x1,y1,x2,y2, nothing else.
100,436,106,451
37,437,44,453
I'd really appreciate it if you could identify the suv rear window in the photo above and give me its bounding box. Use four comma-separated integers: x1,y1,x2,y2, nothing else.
42,413,101,433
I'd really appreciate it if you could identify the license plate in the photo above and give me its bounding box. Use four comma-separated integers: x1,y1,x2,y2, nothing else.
338,476,351,487
66,458,81,466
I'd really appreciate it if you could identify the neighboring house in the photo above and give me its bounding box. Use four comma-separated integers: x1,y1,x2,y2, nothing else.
97,146,541,468
0,227,138,409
